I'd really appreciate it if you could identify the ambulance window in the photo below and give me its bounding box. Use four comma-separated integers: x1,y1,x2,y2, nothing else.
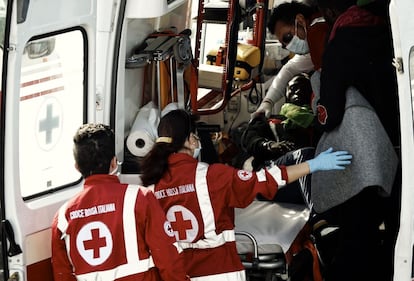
0,0,5,47
19,30,85,199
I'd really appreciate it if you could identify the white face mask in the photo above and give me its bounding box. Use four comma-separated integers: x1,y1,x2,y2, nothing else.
286,20,309,55
193,140,202,159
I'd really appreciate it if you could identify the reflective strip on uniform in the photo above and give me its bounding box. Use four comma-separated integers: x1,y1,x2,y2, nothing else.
57,201,69,237
256,169,266,182
194,162,216,235
123,185,155,270
178,229,235,249
177,163,235,250
310,16,325,26
59,185,155,281
266,165,286,186
57,201,74,265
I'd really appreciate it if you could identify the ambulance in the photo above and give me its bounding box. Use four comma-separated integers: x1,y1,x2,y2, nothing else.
0,0,413,280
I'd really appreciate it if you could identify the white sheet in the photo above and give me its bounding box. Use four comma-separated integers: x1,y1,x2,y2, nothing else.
235,200,309,254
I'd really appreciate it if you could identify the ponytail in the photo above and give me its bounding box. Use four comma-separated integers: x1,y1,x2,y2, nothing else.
140,109,196,186
140,143,176,186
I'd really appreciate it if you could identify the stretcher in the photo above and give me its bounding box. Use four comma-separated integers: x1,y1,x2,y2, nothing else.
235,200,310,281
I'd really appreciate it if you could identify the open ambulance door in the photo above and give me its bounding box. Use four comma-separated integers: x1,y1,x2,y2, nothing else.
0,0,105,280
389,0,414,280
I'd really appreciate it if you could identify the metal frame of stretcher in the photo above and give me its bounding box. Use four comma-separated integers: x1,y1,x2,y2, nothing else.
236,231,287,281
235,200,310,281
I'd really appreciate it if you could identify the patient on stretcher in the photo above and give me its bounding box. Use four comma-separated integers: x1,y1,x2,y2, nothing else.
232,73,318,205
233,74,326,281
236,73,317,169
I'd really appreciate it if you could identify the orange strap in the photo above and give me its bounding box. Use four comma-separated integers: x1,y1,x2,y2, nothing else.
286,223,323,281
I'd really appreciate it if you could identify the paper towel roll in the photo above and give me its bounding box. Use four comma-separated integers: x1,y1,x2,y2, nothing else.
127,102,160,157
161,102,179,117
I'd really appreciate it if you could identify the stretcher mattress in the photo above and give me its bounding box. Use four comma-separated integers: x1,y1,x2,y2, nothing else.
235,200,310,254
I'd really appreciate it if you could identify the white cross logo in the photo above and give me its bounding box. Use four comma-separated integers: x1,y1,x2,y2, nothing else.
36,97,62,150
237,170,253,181
76,221,113,266
166,205,198,242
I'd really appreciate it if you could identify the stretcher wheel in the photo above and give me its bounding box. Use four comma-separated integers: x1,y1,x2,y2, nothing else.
174,36,192,65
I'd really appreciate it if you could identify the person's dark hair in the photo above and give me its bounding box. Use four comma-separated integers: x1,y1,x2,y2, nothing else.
73,123,115,178
140,109,196,186
267,1,318,34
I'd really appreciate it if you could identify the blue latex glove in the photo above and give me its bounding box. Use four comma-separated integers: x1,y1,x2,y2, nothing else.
306,147,352,173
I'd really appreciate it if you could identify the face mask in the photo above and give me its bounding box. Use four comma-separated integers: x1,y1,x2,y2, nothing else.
193,140,202,159
286,20,309,55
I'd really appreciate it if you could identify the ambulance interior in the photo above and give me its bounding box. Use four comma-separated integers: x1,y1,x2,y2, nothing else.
119,0,323,280
1,0,309,280
1,0,412,280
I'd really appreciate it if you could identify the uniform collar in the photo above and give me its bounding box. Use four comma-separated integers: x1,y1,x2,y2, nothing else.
84,174,121,186
168,152,198,165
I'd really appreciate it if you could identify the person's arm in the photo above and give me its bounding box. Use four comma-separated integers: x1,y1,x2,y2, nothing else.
143,190,190,281
217,148,351,207
51,212,77,281
285,162,310,184
285,147,352,183
210,163,284,208
316,35,351,131
255,54,314,117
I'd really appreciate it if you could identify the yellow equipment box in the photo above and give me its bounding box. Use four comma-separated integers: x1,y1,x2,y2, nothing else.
206,43,261,81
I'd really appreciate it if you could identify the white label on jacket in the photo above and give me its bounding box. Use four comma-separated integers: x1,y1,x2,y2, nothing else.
76,221,113,266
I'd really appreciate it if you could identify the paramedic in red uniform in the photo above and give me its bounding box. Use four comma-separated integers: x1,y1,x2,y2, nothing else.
140,109,352,281
51,123,190,281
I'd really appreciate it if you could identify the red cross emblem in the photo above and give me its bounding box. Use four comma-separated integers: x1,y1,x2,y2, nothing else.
76,221,113,266
171,211,193,240
166,205,198,242
83,228,107,258
317,104,327,125
237,170,252,181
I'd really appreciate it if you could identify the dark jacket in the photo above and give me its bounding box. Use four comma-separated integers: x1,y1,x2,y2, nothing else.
316,4,400,146
312,87,398,213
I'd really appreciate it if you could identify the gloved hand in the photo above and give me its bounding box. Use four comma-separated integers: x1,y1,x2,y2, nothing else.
251,100,273,119
306,147,352,173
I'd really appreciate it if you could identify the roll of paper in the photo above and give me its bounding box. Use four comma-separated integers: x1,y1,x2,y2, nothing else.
161,102,179,117
126,102,159,157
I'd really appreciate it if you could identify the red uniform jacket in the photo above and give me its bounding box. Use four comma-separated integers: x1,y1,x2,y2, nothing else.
151,153,288,280
51,174,189,281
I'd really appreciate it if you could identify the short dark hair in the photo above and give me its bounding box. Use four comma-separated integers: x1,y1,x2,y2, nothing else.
267,1,317,34
73,123,115,178
286,73,312,106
